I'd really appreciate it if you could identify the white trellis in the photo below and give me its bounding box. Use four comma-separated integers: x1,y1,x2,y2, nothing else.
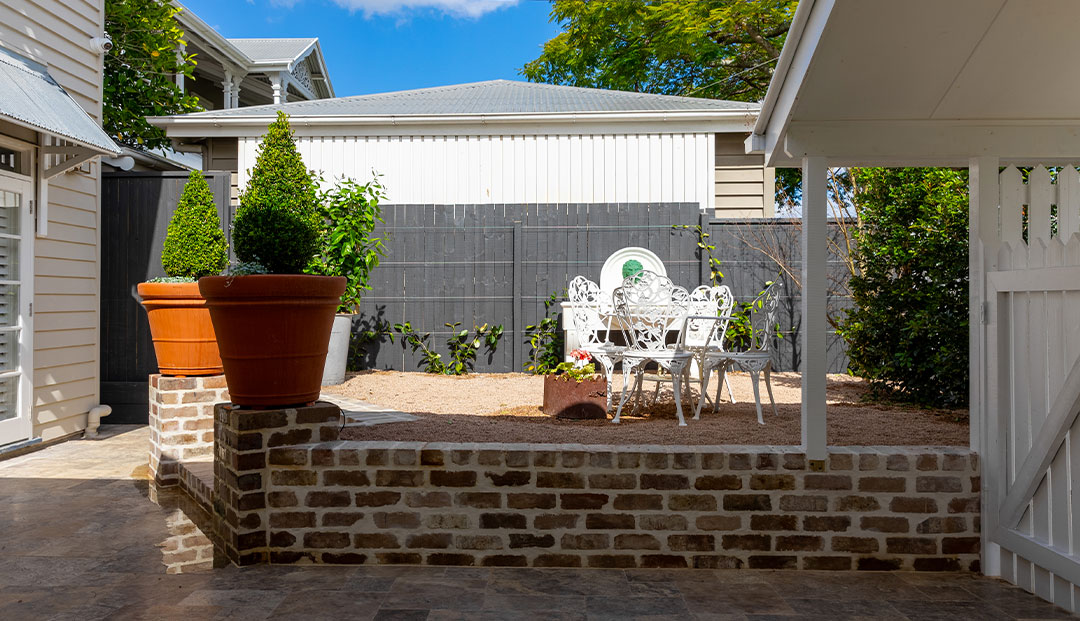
983,165,1080,610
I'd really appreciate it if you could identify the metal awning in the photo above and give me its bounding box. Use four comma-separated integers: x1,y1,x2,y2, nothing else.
0,46,120,155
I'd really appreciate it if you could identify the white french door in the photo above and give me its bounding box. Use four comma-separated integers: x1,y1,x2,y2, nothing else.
0,170,33,447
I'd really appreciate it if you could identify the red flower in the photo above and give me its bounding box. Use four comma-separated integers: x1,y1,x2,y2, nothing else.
570,349,592,362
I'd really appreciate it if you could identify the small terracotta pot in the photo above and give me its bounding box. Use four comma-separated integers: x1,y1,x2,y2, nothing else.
199,274,345,407
542,374,607,420
137,281,223,376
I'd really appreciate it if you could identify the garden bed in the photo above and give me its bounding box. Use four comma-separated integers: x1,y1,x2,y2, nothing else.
328,371,968,446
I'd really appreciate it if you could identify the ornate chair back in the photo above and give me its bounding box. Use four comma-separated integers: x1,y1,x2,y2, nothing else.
567,276,610,347
682,285,736,350
745,281,783,354
612,270,689,352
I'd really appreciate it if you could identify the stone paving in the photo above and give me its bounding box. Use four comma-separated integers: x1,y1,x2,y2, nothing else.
0,425,1075,620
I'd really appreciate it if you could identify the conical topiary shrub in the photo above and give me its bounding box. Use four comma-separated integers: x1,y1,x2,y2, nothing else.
232,111,321,274
161,170,228,279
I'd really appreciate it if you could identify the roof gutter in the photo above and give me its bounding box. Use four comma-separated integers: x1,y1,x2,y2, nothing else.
747,0,817,148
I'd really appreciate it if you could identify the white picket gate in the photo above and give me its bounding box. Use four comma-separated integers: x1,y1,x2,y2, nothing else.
984,165,1080,610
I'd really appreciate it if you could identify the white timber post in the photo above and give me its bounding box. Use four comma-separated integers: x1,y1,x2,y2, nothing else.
270,73,285,105
801,156,828,463
221,69,234,109
969,155,1000,576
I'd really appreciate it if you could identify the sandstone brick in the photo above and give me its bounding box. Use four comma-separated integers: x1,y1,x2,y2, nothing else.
405,492,451,508
355,491,401,507
750,474,795,490
407,533,453,549
430,470,477,487
617,452,641,468
586,514,635,529
886,537,937,555
270,512,316,528
777,535,823,551
942,454,968,471
321,552,366,564
509,534,555,549
268,491,297,508
695,475,742,490
534,554,581,567
947,497,979,514
669,534,714,552
858,454,880,470
269,531,296,548
532,451,557,467
485,471,532,487
560,451,587,468
916,476,962,493
267,428,312,448
803,556,852,570
673,452,697,470
722,534,770,551
507,493,556,510
914,557,963,571
886,455,910,471
303,532,350,549
723,494,771,511
701,453,726,469
376,553,422,564
750,514,797,531
915,454,939,471
696,515,741,531
355,533,400,548
420,449,445,466
374,512,421,529
916,517,968,534
755,453,778,470
640,555,688,569
779,495,828,512
668,494,717,512
425,514,469,529
804,474,852,490
323,512,365,527
783,454,806,470
306,491,351,508
857,557,903,571
803,516,851,532
268,448,308,466
271,470,316,486
534,514,579,530
614,533,661,550
588,555,637,568
613,494,663,511
390,450,416,466
588,473,637,489
861,516,909,533
728,454,752,470
748,555,797,569
375,470,424,487
561,493,608,510
890,497,938,513
829,453,854,471
640,473,689,490
638,515,687,531
835,495,880,512
323,470,370,487
365,450,388,466
456,535,503,550
832,537,879,553
480,513,527,529
692,555,744,569
644,453,669,469
456,492,501,509
426,553,475,566
481,555,528,567
858,476,907,493
504,451,529,467
942,537,980,554
588,452,613,468
561,534,609,550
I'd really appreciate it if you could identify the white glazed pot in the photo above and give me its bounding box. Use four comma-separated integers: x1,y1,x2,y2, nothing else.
320,314,353,386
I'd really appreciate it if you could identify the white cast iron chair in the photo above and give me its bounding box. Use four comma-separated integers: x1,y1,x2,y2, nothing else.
683,285,737,408
698,281,782,425
611,270,695,426
567,275,625,411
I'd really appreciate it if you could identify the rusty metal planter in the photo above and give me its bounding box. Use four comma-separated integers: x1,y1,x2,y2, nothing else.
542,375,607,420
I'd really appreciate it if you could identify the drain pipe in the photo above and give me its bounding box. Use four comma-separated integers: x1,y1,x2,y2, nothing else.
84,404,112,439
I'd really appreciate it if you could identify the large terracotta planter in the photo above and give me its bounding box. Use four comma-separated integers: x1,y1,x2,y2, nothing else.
137,281,223,376
542,375,607,420
199,274,345,407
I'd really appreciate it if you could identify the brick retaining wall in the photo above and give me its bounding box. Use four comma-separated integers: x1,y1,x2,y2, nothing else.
148,374,227,485
212,401,980,571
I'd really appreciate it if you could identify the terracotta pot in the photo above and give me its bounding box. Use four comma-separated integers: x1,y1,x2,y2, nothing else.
137,281,223,376
199,274,345,407
542,374,607,420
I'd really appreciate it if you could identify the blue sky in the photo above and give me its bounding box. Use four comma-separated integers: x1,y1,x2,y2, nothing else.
180,0,560,96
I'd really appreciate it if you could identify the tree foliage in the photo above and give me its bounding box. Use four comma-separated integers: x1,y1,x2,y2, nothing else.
233,112,321,274
308,178,387,313
522,0,797,101
161,170,228,280
839,168,969,408
104,0,201,149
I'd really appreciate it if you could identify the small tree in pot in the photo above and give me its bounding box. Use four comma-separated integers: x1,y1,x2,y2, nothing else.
307,177,386,385
137,170,228,376
199,112,346,407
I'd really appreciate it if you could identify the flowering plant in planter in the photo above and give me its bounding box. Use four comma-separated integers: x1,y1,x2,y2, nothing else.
550,349,598,382
542,349,606,419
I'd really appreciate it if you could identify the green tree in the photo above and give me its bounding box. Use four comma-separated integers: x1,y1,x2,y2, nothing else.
233,112,322,274
104,0,201,149
522,0,798,101
161,170,228,279
839,168,969,408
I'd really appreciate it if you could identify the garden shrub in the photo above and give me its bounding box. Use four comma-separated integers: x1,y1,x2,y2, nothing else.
392,321,503,375
232,111,321,274
840,167,969,408
161,170,228,279
307,177,386,312
524,290,565,374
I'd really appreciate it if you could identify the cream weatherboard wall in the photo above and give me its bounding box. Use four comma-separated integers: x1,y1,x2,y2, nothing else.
237,132,718,211
0,0,105,441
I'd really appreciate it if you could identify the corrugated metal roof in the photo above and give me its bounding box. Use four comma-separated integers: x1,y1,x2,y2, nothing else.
179,79,759,118
227,38,317,63
0,47,119,154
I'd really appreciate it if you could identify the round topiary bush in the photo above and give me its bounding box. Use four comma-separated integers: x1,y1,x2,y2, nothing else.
161,170,228,279
232,111,321,274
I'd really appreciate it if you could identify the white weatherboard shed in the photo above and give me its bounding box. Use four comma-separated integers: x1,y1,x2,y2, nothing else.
153,80,771,217
751,0,1080,610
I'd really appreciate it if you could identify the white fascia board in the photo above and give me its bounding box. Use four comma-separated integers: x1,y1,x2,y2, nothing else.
151,110,759,137
172,1,253,70
746,0,837,168
307,41,334,98
776,120,1080,167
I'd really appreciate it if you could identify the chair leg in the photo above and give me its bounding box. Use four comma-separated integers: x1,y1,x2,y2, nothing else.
670,361,687,427
750,370,764,425
597,354,615,412
714,364,729,413
613,364,638,424
724,373,737,404
764,364,778,417
651,375,661,405
695,365,711,420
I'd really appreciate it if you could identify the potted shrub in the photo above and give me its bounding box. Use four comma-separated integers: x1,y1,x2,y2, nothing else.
308,177,386,385
137,170,228,376
199,112,345,407
541,349,607,420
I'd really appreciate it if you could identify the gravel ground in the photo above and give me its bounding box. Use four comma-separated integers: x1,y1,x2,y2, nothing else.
328,370,969,446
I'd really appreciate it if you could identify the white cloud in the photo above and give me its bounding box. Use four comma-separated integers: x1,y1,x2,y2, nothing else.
333,0,518,18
